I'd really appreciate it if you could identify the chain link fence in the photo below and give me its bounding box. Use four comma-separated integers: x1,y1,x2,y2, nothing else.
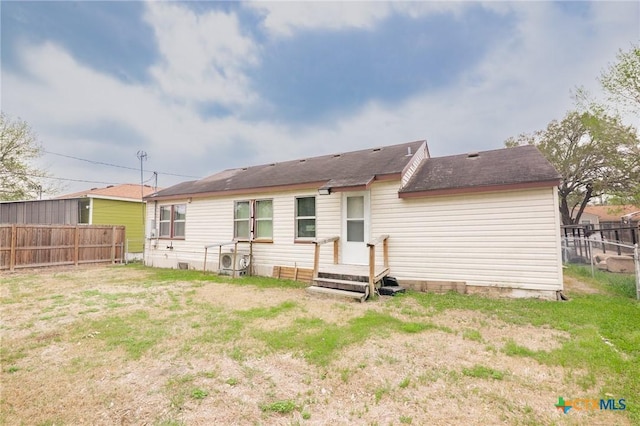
562,236,639,300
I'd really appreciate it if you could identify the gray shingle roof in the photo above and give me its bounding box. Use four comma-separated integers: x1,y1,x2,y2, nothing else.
399,145,560,196
147,142,560,201
149,140,426,199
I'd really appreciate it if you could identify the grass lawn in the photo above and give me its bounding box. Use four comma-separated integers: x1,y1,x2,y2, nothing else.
1,263,638,425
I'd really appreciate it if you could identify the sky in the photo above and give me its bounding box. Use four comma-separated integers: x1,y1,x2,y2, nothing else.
1,1,639,196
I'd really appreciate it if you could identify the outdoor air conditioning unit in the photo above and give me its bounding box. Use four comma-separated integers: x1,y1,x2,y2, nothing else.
219,252,250,275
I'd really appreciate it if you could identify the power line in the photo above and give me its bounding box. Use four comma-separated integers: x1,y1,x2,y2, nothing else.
43,150,202,179
17,171,134,185
43,150,139,171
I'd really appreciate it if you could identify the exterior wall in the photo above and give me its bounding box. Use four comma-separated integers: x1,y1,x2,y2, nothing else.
576,212,599,226
91,198,146,253
144,180,563,294
372,180,563,292
145,189,341,275
0,199,79,224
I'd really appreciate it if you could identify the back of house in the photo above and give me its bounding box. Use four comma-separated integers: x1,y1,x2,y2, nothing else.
143,140,563,299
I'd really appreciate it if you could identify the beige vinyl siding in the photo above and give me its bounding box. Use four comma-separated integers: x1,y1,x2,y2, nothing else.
145,180,562,292
145,189,341,273
370,180,562,290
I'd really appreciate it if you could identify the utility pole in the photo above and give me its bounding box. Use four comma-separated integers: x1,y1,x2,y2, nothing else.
137,151,147,261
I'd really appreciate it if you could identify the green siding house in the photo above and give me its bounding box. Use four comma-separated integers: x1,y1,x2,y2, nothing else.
59,184,158,256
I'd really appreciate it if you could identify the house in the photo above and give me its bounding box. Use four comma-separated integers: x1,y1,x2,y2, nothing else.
1,184,156,257
578,205,640,228
575,204,640,246
143,141,564,299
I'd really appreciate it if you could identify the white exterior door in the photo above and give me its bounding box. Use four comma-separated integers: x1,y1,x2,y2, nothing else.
341,192,370,265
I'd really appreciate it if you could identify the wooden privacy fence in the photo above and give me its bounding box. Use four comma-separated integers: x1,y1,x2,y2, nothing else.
0,224,125,271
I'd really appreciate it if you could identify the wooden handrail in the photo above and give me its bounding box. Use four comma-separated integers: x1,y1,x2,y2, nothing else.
367,235,389,295
314,236,339,245
367,234,389,248
312,236,340,278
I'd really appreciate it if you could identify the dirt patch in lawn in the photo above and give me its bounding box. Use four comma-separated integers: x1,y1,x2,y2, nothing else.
563,274,602,295
0,265,631,426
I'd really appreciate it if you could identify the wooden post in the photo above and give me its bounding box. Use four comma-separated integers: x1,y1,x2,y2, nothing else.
249,241,253,276
9,225,17,272
383,237,389,268
333,239,339,264
232,241,238,278
74,226,80,266
368,245,375,296
313,242,320,279
111,226,117,264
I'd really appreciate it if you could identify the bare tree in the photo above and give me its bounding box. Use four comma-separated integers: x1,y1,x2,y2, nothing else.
0,113,57,200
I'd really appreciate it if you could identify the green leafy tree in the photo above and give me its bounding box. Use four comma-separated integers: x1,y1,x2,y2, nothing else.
0,113,56,200
599,44,640,204
600,44,640,114
505,110,640,225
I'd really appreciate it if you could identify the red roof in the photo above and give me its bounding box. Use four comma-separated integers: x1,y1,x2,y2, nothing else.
55,184,159,201
582,205,640,222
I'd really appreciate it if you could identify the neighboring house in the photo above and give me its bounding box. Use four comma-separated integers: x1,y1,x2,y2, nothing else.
0,199,81,224
574,204,640,246
579,205,640,228
144,141,563,299
57,184,157,255
1,184,156,257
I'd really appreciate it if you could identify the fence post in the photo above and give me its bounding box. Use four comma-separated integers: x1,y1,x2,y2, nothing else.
74,226,80,266
635,244,640,301
9,224,17,272
588,238,594,278
111,226,117,264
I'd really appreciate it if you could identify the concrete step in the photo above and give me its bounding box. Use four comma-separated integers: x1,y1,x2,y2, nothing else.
306,286,369,302
313,277,369,293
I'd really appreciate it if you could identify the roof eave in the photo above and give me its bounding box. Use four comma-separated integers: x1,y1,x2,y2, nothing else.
398,179,561,199
87,194,144,202
146,173,404,202
145,180,330,202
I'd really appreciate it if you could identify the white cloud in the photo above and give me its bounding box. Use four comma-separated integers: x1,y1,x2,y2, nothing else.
246,1,466,37
2,1,637,196
144,2,259,108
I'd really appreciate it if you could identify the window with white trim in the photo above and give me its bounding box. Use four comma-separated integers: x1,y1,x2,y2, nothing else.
234,201,251,240
159,204,186,238
255,199,273,239
295,196,316,239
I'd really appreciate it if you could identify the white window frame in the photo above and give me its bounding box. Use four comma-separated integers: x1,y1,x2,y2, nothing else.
295,196,316,240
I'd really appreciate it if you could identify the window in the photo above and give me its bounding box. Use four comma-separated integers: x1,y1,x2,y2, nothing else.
78,199,90,224
234,201,250,240
295,197,316,239
346,196,365,242
255,200,273,239
159,204,186,238
234,199,273,241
